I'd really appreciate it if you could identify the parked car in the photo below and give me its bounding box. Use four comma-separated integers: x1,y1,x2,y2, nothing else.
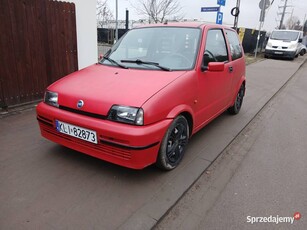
36,23,246,170
265,29,304,59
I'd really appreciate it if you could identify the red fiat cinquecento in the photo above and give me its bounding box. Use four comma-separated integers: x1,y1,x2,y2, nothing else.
36,23,246,170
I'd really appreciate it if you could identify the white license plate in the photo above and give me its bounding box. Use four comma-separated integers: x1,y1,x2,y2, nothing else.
56,120,97,144
274,51,283,54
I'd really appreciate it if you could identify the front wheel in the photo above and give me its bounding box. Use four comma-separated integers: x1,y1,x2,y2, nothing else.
300,50,306,56
228,83,245,115
156,115,189,170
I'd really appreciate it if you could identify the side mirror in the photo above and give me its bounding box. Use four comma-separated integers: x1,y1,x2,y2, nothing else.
298,38,303,43
202,62,225,72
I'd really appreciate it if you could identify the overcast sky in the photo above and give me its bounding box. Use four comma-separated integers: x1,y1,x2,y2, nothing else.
106,0,307,32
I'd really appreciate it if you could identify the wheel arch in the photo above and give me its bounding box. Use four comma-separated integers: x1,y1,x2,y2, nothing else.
231,76,246,105
180,111,193,137
166,105,194,136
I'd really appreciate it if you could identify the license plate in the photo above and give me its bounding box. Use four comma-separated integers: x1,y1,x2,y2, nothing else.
274,51,283,54
56,120,97,144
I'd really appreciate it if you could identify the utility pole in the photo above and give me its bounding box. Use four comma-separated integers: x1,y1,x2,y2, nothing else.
279,0,288,29
115,0,118,42
303,14,306,32
255,0,267,58
233,0,241,30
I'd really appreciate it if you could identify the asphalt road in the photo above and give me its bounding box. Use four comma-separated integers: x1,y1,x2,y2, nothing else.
0,56,306,229
156,57,307,230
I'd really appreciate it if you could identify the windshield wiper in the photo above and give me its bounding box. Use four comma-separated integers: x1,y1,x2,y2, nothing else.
120,59,171,71
100,56,128,69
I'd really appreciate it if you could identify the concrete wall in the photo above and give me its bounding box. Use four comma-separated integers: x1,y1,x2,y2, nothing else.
67,0,97,70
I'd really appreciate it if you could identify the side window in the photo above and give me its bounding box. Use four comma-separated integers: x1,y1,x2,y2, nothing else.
225,30,243,61
203,29,228,66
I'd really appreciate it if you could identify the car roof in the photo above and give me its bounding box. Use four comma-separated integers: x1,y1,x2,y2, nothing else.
134,22,233,30
272,29,302,33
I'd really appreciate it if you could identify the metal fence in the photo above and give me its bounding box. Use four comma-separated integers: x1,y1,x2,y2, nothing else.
97,28,128,44
0,0,78,108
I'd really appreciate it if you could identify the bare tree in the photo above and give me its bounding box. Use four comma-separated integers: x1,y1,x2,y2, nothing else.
132,0,183,23
286,16,300,30
97,0,114,28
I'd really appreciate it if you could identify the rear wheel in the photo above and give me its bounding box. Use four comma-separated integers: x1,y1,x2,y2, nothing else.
228,83,245,115
156,115,189,170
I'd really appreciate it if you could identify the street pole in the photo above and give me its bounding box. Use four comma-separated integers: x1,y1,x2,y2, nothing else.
279,0,288,29
115,0,118,42
233,0,241,30
303,14,306,32
255,0,266,58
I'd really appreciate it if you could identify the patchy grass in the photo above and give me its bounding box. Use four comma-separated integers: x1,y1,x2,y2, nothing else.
245,53,265,65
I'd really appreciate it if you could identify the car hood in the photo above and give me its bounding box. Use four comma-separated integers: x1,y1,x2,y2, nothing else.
269,39,296,48
48,64,186,115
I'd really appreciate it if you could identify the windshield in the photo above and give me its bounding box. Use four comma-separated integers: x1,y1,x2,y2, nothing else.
270,31,299,41
102,27,201,70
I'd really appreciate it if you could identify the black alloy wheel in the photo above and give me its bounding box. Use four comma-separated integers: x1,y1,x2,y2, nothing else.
228,83,245,115
156,115,189,170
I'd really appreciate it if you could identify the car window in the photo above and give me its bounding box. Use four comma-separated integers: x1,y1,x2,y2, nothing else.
203,29,228,66
225,29,243,61
270,31,299,41
108,27,201,70
112,30,152,59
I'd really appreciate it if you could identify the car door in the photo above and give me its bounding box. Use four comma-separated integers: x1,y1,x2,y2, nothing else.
224,29,245,102
195,28,232,128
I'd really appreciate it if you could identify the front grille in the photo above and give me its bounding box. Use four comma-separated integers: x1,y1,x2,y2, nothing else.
38,121,132,160
282,47,288,49
59,105,107,120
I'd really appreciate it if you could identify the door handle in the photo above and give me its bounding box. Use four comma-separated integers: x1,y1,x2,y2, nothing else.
229,66,233,73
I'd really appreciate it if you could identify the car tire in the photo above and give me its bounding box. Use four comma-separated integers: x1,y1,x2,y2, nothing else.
156,115,189,171
228,83,245,115
300,50,305,56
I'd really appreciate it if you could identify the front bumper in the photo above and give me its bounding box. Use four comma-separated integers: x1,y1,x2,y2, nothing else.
265,49,296,58
36,102,172,169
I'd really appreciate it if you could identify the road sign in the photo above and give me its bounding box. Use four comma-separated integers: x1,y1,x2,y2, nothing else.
217,0,226,6
259,0,270,9
216,11,223,24
201,6,220,12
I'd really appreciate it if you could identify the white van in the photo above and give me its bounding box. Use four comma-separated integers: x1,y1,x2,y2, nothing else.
265,30,303,59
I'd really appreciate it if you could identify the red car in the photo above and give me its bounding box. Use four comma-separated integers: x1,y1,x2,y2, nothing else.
37,23,246,170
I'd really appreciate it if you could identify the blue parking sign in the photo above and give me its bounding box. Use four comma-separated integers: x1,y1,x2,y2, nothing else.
216,12,223,24
217,0,226,6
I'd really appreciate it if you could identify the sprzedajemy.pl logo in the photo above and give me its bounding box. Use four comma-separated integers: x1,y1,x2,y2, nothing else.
247,212,301,225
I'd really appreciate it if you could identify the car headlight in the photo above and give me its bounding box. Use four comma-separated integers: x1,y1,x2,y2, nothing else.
266,42,272,48
289,43,297,49
108,105,144,125
44,91,59,107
